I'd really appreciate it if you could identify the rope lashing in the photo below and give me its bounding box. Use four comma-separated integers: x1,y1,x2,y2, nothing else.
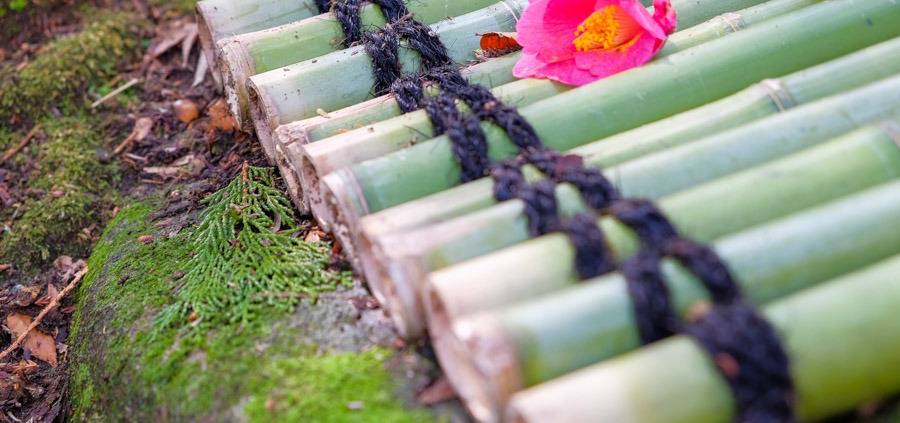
331,2,795,419
686,301,796,423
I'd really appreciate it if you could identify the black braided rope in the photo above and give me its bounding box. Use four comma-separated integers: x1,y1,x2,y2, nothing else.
314,0,332,14
622,249,678,344
333,0,364,46
372,0,410,23
338,5,796,419
424,91,490,182
517,178,560,236
686,301,795,423
363,27,402,95
562,213,616,279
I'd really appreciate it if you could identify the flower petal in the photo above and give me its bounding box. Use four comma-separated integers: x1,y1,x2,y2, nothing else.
653,0,678,34
614,0,666,40
517,0,615,63
573,32,661,78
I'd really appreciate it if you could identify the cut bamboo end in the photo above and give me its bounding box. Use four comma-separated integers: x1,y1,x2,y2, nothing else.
320,168,369,270
272,140,310,214
195,3,223,88
300,153,335,232
429,311,522,423
274,125,313,211
245,78,280,161
219,38,257,132
356,233,429,339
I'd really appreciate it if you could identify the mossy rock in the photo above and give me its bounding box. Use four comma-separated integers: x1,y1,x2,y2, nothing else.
67,171,444,422
0,11,145,125
0,117,118,273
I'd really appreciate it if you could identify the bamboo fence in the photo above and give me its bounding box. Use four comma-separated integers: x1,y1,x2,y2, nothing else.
200,0,900,420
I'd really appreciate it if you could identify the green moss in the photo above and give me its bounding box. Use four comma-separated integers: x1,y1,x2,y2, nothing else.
69,171,423,422
150,0,197,14
0,118,118,273
0,11,144,124
244,349,432,423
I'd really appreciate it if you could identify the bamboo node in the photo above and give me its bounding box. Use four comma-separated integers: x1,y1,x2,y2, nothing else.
760,78,797,112
880,120,900,148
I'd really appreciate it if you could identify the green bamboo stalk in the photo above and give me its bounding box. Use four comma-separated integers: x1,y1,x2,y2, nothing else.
278,0,794,147
273,53,524,213
221,0,500,128
358,33,900,250
363,75,900,338
319,0,900,252
425,120,900,381
196,0,322,84
244,0,526,150
506,252,900,423
291,0,803,227
439,177,900,422
273,0,800,219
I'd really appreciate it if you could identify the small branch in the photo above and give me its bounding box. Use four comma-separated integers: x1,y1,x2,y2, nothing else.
0,265,88,363
0,125,42,165
91,78,142,109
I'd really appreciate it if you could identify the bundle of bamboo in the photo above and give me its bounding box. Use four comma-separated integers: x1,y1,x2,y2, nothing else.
201,0,900,420
318,0,900,255
291,0,816,225
507,251,900,422
356,41,900,337
196,0,323,85
240,0,525,135
451,174,900,420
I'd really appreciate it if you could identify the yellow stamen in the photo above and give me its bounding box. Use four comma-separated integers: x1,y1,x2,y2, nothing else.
573,5,642,52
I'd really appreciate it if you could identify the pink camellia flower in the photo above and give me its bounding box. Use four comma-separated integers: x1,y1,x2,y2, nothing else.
513,0,677,86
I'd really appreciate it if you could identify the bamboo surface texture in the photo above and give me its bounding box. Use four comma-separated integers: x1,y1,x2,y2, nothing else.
291,0,810,226
356,71,900,337
507,252,900,423
196,0,321,84
443,175,900,422
243,0,527,143
425,119,900,356
220,0,501,129
318,0,900,265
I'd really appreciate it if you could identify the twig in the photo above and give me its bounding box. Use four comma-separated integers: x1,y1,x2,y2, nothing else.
0,124,42,165
0,265,88,363
91,78,142,109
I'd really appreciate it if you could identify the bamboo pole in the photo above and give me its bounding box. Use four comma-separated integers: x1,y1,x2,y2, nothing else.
318,0,900,258
425,122,900,420
276,0,792,148
359,32,900,252
425,120,900,356
291,0,806,227
272,0,799,217
236,0,527,134
196,0,322,86
507,252,900,423
362,75,900,338
441,175,900,422
273,53,524,213
244,0,526,151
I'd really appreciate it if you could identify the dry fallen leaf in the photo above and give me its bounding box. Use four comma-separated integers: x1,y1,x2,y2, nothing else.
206,99,236,132
5,314,57,366
173,99,200,123
113,117,154,156
479,32,521,57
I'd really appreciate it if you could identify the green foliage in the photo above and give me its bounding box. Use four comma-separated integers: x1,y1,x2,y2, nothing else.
155,166,352,331
0,118,118,273
69,188,421,422
0,12,144,124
